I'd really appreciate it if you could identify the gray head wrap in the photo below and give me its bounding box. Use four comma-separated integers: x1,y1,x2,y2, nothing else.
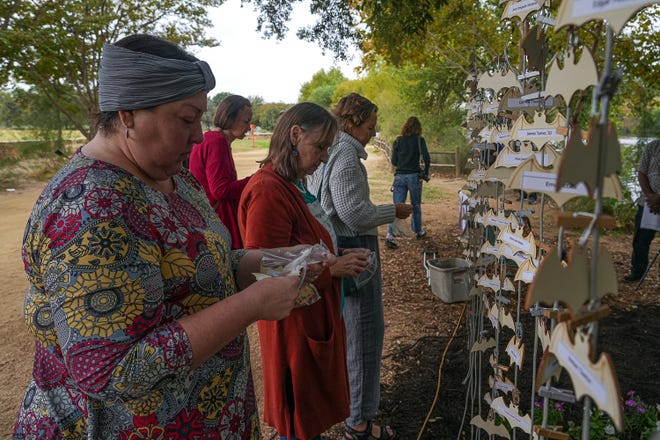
98,44,216,111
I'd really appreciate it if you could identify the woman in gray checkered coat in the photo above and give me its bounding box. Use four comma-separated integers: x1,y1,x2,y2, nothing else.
308,93,411,440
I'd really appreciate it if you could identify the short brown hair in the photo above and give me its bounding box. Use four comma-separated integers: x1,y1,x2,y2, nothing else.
261,102,338,182
212,95,251,129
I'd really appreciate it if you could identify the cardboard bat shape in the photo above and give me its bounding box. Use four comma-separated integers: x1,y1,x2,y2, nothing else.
544,48,599,102
538,321,623,431
485,209,517,230
497,223,537,257
478,273,516,293
556,118,621,197
483,141,554,183
507,154,625,206
471,414,511,439
488,125,512,144
555,0,657,34
524,245,618,312
491,396,532,434
488,302,516,332
520,24,546,72
506,335,526,369
515,256,538,283
489,373,517,397
471,337,497,353
477,68,523,94
499,243,533,266
536,317,551,352
509,111,567,148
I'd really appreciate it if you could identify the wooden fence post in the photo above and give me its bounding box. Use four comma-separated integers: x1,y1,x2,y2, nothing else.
455,147,460,178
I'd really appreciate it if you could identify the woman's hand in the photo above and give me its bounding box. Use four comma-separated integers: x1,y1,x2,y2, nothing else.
251,276,300,321
395,203,413,219
329,248,369,277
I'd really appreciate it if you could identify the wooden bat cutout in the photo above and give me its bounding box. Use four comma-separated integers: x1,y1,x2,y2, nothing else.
481,241,501,257
471,337,497,353
477,126,492,143
497,223,537,257
556,118,622,197
489,373,517,397
525,245,618,312
488,302,516,332
485,209,517,230
468,169,487,183
477,68,522,94
537,348,564,385
506,335,526,369
498,87,523,117
501,0,545,22
515,256,538,283
499,244,531,266
509,111,567,148
555,0,657,34
543,321,623,431
507,154,624,206
483,99,501,116
488,125,512,144
544,48,598,102
491,396,532,434
536,317,551,352
471,414,511,439
478,273,516,292
520,24,546,73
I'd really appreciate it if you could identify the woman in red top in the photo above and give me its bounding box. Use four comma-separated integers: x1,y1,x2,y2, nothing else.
189,94,252,248
239,102,369,440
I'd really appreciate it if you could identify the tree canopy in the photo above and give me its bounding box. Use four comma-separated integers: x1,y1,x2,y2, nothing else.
247,0,659,137
0,0,224,139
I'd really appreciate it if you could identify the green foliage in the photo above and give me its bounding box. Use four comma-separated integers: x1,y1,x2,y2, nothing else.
0,0,224,139
252,103,290,131
533,400,567,428
299,68,347,107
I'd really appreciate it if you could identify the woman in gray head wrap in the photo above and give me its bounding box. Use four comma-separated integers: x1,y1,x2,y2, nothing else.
13,34,328,439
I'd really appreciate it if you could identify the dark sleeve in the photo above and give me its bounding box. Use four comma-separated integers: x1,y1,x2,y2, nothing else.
391,138,399,166
421,137,431,176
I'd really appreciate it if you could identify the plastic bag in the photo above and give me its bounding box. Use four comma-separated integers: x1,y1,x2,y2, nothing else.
352,251,378,289
254,242,332,307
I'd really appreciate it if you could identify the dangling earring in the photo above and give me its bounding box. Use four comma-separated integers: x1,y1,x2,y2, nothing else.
125,126,129,139
291,144,298,157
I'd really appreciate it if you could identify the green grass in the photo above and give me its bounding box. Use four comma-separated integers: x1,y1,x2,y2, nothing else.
0,129,83,141
232,137,270,152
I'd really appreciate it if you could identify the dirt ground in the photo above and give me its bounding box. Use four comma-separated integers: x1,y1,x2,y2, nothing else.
0,149,658,439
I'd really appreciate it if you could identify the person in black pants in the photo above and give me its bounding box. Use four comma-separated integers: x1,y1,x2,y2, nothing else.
624,139,660,283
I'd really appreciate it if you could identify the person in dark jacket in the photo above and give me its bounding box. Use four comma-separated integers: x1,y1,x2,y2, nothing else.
385,116,431,249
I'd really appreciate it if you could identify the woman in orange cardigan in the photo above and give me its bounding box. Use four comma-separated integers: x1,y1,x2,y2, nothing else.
239,102,369,440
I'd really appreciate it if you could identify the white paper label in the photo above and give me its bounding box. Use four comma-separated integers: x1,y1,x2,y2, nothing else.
572,0,654,18
521,171,590,195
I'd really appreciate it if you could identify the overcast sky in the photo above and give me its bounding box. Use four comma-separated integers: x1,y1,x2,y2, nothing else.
197,0,360,103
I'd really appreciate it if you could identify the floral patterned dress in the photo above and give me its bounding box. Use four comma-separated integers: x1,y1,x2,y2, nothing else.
13,150,259,439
